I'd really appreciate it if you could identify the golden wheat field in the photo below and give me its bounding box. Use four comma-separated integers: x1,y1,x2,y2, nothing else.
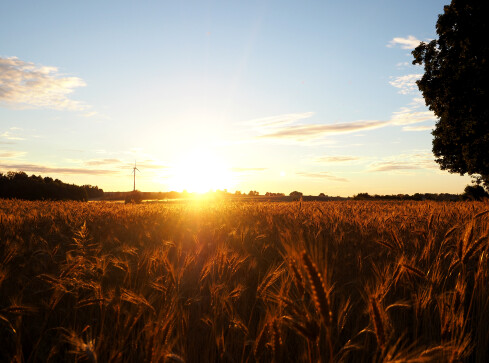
1,199,489,362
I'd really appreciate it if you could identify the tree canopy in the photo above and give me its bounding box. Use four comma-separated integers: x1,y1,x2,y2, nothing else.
0,171,104,201
462,184,489,201
412,0,489,189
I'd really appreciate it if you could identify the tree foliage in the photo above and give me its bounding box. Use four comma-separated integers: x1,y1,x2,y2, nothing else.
289,191,303,200
412,0,489,188
462,184,489,201
0,171,103,201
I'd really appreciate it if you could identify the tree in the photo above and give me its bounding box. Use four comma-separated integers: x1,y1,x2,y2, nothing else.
412,0,489,189
289,191,303,200
353,193,371,200
0,171,90,201
462,184,489,201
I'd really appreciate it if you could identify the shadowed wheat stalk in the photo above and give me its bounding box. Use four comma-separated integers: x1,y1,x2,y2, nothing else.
0,199,488,362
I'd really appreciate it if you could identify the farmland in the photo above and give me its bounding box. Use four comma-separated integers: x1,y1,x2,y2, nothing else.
1,199,488,362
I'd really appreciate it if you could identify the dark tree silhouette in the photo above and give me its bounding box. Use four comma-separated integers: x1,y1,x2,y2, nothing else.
289,191,303,200
0,172,103,201
462,184,489,201
412,0,489,189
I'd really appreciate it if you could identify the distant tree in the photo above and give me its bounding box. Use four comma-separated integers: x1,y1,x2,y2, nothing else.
353,193,371,200
318,193,326,197
289,191,303,200
0,171,90,201
462,184,489,201
82,185,104,199
265,192,285,197
412,0,489,190
248,190,259,196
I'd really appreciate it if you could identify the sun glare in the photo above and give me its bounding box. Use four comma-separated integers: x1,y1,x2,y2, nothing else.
168,149,234,193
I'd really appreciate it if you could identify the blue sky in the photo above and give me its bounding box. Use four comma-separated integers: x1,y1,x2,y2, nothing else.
0,0,471,195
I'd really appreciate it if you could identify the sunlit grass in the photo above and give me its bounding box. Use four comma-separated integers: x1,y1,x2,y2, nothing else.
0,199,488,361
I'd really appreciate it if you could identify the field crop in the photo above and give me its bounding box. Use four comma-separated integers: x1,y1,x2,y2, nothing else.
1,199,488,362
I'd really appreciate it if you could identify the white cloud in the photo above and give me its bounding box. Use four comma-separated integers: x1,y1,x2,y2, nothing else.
296,171,348,182
368,152,438,173
247,101,435,143
84,158,122,166
396,62,411,69
0,130,25,140
389,96,436,126
389,74,423,95
255,118,389,142
0,56,87,110
387,35,422,50
390,108,436,126
82,111,99,118
0,162,120,175
402,125,434,132
245,112,315,128
0,150,26,158
313,155,362,163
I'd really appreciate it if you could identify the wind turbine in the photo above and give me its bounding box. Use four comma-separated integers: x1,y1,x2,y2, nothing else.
132,161,140,192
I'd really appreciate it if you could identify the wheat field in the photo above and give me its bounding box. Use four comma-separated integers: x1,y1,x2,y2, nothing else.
1,199,488,362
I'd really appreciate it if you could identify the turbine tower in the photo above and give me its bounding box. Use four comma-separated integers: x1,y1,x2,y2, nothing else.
132,161,140,192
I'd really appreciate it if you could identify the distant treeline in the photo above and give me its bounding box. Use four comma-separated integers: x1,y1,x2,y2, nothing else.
352,192,462,201
104,190,466,202
1,171,478,202
0,171,104,201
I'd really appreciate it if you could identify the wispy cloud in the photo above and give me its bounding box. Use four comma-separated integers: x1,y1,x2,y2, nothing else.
402,125,434,132
313,156,362,163
0,150,26,158
248,103,435,143
396,61,412,69
83,159,167,172
132,161,167,170
387,35,422,50
247,74,436,145
256,119,388,142
245,112,315,127
390,108,436,125
84,158,122,166
389,74,423,95
0,162,120,175
296,171,348,182
368,152,438,173
0,56,87,110
82,111,100,117
0,129,26,141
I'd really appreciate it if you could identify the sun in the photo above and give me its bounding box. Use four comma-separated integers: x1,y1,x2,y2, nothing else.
168,148,234,193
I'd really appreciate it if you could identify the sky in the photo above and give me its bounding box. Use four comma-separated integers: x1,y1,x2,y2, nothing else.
0,0,472,196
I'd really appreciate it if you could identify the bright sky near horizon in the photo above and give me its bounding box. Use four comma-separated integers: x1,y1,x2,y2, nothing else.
0,0,472,196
